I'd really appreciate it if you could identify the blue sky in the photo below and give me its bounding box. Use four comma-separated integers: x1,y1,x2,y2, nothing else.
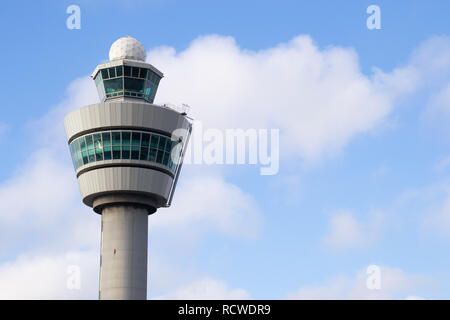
0,0,450,299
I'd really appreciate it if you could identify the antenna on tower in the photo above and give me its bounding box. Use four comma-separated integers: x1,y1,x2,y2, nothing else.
181,103,190,115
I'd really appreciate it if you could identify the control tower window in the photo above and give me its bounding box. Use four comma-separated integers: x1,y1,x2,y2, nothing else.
101,69,109,79
102,132,112,160
104,78,123,95
116,66,123,77
132,67,140,78
95,66,160,102
69,130,181,172
131,132,141,160
112,132,121,159
124,66,131,77
121,132,131,159
124,77,145,95
108,67,116,78
140,68,148,79
94,72,106,101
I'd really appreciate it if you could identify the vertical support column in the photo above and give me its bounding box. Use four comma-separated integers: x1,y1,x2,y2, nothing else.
99,205,148,300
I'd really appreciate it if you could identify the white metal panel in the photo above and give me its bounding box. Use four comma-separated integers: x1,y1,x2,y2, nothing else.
77,166,173,208
64,102,190,142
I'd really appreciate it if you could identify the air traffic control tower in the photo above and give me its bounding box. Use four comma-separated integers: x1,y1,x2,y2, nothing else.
64,36,192,299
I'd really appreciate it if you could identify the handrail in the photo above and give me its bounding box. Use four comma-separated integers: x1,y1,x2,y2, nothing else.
164,122,192,207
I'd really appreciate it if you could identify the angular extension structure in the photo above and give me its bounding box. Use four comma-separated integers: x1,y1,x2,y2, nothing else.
64,36,192,300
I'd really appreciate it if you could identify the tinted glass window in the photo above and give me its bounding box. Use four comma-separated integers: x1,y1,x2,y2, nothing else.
79,137,86,151
93,134,103,161
149,148,157,162
102,132,111,146
124,78,144,93
108,67,116,78
101,69,109,79
116,66,123,77
70,131,179,171
150,135,159,148
156,150,164,164
112,132,121,145
93,134,101,147
70,144,76,169
104,148,112,160
162,152,170,166
122,132,130,146
124,65,131,77
132,132,140,146
140,147,148,161
166,140,172,152
113,145,120,159
104,78,123,93
140,68,148,79
141,133,150,147
158,136,167,150
144,81,152,99
94,72,105,101
86,135,94,150
132,67,140,77
131,132,140,159
122,149,130,159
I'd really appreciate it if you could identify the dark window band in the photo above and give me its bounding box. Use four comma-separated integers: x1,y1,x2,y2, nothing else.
69,130,183,172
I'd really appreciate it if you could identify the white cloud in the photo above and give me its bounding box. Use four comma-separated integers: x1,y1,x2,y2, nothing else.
156,277,250,300
416,36,450,140
150,174,262,239
0,146,101,255
422,83,450,138
322,210,384,251
0,149,77,226
0,83,101,257
286,266,430,300
409,35,450,83
392,181,450,239
28,76,97,148
0,250,98,299
405,295,426,300
148,34,418,162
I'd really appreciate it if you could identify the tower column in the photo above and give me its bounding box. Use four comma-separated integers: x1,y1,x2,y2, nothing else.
99,204,149,300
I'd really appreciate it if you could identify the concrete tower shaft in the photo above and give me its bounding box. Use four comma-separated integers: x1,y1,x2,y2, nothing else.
64,37,191,300
99,204,148,300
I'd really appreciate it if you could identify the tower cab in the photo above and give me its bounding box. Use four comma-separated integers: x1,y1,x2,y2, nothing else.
91,36,164,103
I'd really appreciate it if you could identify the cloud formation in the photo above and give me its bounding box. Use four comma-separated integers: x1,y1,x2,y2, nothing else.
0,250,98,299
151,174,262,239
322,210,384,251
148,35,418,162
286,266,430,300
156,277,250,300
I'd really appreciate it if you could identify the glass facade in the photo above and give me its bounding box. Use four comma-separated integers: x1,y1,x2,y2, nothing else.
93,65,161,103
69,130,182,172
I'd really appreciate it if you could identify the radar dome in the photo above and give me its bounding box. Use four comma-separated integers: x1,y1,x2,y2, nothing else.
109,36,146,62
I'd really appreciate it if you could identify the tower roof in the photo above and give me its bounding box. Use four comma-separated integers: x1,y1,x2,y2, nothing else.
109,36,146,62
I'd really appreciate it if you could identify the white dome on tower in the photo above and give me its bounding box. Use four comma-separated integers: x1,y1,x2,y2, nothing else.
109,36,146,62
